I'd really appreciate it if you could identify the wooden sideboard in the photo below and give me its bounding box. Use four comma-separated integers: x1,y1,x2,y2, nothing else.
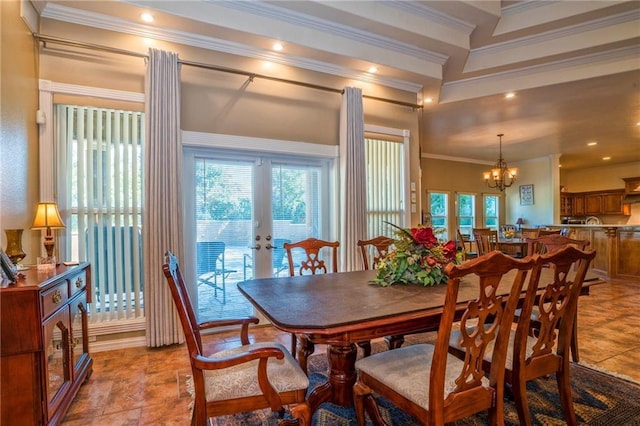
1,263,93,425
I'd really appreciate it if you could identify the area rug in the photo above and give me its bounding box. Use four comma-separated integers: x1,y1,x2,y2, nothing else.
202,337,640,425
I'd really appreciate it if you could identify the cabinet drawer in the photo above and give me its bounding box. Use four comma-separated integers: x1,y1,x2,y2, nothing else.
42,282,69,319
69,271,87,298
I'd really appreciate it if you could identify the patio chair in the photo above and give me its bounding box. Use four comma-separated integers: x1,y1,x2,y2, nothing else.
449,246,596,426
354,251,535,425
196,241,237,304
162,251,310,425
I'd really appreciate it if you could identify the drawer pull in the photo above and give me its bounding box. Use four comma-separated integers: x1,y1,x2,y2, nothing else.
52,290,63,304
75,277,83,288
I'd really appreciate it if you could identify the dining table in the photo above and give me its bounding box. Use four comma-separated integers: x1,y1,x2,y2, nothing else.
237,268,602,414
496,237,529,257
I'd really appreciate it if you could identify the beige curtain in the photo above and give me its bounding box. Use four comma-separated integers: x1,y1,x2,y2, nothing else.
144,48,184,347
339,87,367,271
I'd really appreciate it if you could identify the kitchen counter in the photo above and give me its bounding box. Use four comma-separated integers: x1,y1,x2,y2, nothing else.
543,224,639,278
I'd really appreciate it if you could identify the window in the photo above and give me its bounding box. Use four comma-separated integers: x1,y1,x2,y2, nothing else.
484,195,500,229
457,193,476,236
56,105,144,323
428,191,449,240
364,137,405,238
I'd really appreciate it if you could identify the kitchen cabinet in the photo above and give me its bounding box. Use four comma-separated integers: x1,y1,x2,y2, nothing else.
1,263,92,425
563,189,629,216
572,194,585,215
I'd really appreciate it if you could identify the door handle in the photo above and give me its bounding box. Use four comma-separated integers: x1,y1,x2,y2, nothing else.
250,244,261,250
265,243,274,250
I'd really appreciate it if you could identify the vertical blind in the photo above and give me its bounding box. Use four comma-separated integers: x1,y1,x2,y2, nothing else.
57,105,145,323
364,138,404,238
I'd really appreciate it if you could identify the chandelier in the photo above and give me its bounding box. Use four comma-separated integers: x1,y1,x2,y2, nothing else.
483,133,517,191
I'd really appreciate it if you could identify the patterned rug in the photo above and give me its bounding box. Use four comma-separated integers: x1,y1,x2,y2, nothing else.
204,336,640,425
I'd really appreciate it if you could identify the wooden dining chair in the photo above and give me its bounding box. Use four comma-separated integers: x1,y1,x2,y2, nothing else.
520,227,539,239
356,236,394,270
353,251,536,426
284,238,339,372
523,234,591,362
473,228,498,256
450,246,596,426
456,229,477,260
162,252,310,426
538,228,562,236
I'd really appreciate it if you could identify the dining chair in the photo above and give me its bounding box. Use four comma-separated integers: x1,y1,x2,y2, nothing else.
284,238,339,372
162,251,310,426
523,234,591,362
353,251,536,426
473,228,498,256
519,227,539,239
456,229,477,260
356,236,394,270
450,246,596,426
538,228,562,236
196,241,237,304
356,236,395,357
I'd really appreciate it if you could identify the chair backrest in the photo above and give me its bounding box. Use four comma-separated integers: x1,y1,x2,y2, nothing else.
438,251,536,417
513,246,596,372
196,241,225,275
456,229,475,260
284,238,339,276
357,236,394,270
526,234,590,257
473,228,498,256
163,251,204,355
538,229,562,236
520,227,539,239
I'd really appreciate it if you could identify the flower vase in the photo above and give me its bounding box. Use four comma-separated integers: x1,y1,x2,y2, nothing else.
5,229,26,264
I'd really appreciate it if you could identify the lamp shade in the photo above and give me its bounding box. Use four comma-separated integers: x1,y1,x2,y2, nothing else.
516,218,524,225
31,202,66,229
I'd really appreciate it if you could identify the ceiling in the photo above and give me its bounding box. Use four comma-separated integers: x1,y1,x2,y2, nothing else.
35,0,640,170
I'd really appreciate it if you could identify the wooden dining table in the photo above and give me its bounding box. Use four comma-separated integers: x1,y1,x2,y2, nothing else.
237,268,601,414
497,237,529,257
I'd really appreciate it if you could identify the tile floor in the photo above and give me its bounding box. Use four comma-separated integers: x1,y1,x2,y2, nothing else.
61,277,640,425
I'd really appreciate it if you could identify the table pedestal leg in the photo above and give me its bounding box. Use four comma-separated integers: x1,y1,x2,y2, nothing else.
308,343,358,413
384,335,405,350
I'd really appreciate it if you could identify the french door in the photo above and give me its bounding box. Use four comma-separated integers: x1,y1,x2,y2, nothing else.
185,149,332,321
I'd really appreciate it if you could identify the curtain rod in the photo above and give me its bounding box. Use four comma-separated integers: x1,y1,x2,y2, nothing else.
34,33,423,110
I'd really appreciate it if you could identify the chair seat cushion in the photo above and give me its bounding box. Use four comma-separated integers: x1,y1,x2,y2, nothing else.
203,342,309,401
355,343,489,409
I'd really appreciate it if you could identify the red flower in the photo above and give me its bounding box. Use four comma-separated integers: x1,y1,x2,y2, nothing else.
443,240,457,259
424,256,438,267
411,227,438,248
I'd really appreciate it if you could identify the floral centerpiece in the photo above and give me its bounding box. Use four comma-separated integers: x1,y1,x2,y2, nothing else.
372,223,461,287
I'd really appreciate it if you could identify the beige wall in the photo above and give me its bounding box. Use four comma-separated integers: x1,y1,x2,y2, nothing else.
38,18,422,224
1,0,41,263
507,156,558,228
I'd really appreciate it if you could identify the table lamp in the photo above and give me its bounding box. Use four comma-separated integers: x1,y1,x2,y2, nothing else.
516,217,524,231
31,202,66,260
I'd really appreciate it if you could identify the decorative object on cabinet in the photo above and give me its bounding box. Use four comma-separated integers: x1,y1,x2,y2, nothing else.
519,184,534,205
4,228,26,264
483,133,517,191
0,263,92,425
31,202,66,261
516,217,524,231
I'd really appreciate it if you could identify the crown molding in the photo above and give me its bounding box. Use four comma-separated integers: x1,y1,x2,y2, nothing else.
471,9,639,60
442,44,639,103
40,3,423,93
216,0,448,66
388,1,475,35
421,152,494,166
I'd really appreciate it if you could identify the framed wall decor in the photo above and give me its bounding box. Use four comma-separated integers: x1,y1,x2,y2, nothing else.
519,184,534,206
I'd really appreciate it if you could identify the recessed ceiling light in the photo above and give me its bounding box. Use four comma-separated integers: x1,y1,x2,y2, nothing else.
602,156,611,160
559,164,562,168
141,13,154,23
425,97,433,103
587,142,598,146
505,92,515,99
273,43,283,51
368,66,378,73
